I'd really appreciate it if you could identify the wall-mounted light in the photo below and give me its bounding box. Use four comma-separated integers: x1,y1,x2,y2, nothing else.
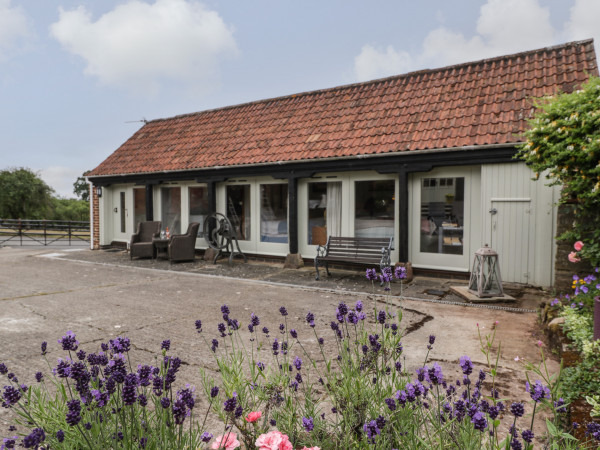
96,186,103,197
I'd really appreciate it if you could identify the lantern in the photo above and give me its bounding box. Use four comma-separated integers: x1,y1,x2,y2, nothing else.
468,245,504,298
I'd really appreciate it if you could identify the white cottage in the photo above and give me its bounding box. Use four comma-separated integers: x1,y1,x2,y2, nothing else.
87,40,598,287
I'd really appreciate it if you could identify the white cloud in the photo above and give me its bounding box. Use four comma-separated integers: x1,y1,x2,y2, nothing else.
354,44,413,81
39,166,85,199
565,0,600,44
0,0,30,60
354,0,561,80
50,0,238,95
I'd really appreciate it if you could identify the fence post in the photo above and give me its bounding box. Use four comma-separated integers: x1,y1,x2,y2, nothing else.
44,220,47,245
19,218,22,245
68,221,72,245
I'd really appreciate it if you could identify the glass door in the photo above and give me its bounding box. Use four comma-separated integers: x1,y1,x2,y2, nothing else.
410,169,474,271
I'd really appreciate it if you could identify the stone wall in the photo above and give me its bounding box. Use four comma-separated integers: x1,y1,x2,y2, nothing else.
554,203,593,293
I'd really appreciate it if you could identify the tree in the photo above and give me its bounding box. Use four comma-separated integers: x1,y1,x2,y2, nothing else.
73,172,90,202
51,198,90,222
0,167,55,219
517,77,600,265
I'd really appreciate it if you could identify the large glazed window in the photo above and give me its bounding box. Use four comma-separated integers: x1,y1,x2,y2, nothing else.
133,188,146,229
227,185,251,240
189,186,209,238
307,182,342,245
260,184,288,243
419,177,464,254
354,180,395,238
161,187,181,234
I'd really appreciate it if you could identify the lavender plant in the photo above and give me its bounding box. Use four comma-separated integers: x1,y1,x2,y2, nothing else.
1,276,597,448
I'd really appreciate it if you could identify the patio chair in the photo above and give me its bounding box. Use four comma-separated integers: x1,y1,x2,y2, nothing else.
168,222,200,262
130,221,161,260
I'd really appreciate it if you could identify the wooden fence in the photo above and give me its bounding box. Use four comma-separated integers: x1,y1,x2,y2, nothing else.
0,219,90,246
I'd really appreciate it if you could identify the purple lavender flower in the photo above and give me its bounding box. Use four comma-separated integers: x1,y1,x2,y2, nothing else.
210,386,219,398
109,336,130,353
279,306,288,316
428,334,436,347
586,422,600,441
195,319,202,332
178,387,196,410
302,416,314,432
366,268,378,281
510,402,525,418
218,323,227,337
270,418,277,426
279,323,285,333
22,428,45,449
290,329,298,339
426,362,444,385
471,411,488,431
211,339,218,352
201,432,213,443
41,342,47,356
459,356,473,375
293,356,302,371
347,310,358,324
56,430,65,443
223,392,237,412
510,439,523,450
394,265,407,279
140,437,148,448
262,327,269,335
272,339,279,355
66,399,82,426
318,337,324,346
0,363,7,375
1,386,21,407
526,380,551,403
172,399,187,425
521,429,534,443
58,331,79,352
160,397,170,409
355,300,363,312
138,394,148,407
250,313,260,327
415,367,426,382
363,419,381,443
2,436,17,449
554,397,567,412
122,373,138,405
256,361,265,371
385,398,397,411
161,340,170,351
377,310,386,324
221,305,230,315
35,372,43,383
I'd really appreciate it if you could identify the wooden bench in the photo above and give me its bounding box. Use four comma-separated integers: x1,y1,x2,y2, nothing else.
314,236,394,280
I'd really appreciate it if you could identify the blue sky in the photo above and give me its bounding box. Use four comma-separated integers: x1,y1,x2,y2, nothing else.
1,0,598,198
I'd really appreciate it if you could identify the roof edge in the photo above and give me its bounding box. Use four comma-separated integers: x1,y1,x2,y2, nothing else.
87,142,520,179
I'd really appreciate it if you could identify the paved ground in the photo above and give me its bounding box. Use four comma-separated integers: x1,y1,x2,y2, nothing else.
0,246,557,443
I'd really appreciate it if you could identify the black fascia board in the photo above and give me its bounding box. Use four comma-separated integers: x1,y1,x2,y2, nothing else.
88,146,519,186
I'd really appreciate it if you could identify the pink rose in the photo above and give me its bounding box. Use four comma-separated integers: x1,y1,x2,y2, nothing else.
301,447,321,450
246,411,262,423
255,431,293,450
211,432,240,450
568,252,581,263
574,241,584,251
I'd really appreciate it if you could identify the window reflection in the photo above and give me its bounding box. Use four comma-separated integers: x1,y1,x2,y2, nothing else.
308,182,342,245
420,177,464,254
260,184,288,243
354,180,395,238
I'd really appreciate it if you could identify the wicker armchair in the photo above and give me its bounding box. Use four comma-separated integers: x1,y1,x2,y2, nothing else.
168,222,200,262
130,221,161,260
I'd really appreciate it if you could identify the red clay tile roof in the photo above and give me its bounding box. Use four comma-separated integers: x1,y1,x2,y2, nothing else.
89,39,597,177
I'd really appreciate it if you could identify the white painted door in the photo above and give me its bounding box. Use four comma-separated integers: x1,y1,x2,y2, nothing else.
490,198,531,284
112,189,129,241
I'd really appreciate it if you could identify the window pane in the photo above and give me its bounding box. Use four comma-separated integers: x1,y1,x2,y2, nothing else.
260,184,288,243
189,186,209,238
308,182,342,245
420,177,464,254
354,180,395,238
161,187,181,234
227,185,251,240
134,188,146,229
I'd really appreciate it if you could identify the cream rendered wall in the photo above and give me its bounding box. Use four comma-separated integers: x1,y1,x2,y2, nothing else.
480,162,557,286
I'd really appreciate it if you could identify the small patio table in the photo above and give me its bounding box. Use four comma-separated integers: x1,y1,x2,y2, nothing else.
153,238,169,260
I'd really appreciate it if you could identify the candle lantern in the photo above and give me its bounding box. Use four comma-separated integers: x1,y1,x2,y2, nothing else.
468,245,504,298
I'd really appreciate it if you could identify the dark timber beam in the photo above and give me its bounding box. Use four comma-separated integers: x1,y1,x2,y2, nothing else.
145,184,154,221
398,169,409,262
287,177,299,254
207,181,217,214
